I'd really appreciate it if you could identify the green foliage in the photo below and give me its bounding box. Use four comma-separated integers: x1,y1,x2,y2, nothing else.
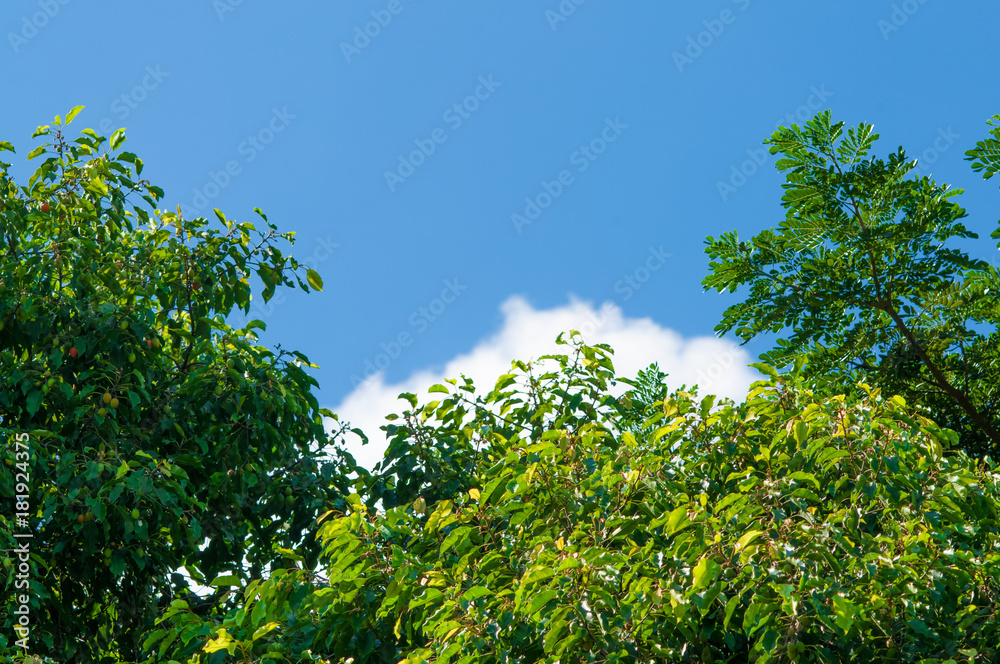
153,337,1000,663
966,114,1000,182
703,111,1000,457
10,108,1000,663
0,109,357,661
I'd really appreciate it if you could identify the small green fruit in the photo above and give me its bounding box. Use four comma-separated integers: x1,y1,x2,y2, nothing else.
97,408,107,417
226,358,235,369
103,392,112,404
131,509,140,519
109,398,119,409
120,321,128,330
127,353,136,363
214,384,223,396
77,514,86,524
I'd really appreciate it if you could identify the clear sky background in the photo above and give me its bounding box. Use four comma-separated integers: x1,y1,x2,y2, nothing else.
4,1,1000,469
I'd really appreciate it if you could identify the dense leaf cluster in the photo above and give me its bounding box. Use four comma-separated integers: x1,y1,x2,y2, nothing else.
703,111,1000,458
151,343,1000,663
0,109,358,661
5,109,1000,663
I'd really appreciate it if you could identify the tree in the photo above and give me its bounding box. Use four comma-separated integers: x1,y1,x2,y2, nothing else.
149,336,1000,662
702,111,1000,458
0,108,359,661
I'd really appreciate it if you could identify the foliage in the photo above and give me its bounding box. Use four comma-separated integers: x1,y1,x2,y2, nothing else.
0,109,358,662
966,114,1000,182
8,108,1000,663
152,337,1000,663
702,111,1000,458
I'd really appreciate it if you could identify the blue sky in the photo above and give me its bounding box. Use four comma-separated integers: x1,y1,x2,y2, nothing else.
4,1,1000,467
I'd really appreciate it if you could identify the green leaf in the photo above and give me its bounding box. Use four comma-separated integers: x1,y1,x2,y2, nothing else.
691,558,720,591
252,621,280,641
724,594,741,629
525,589,558,615
0,141,14,153
793,420,809,445
203,628,235,653
65,105,85,124
735,529,764,550
665,505,689,534
110,128,127,150
440,526,471,554
26,146,46,160
306,268,323,291
462,586,491,601
749,362,779,378
26,390,43,415
211,574,240,587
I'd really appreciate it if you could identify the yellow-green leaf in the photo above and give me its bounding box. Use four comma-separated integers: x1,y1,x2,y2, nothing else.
203,628,234,653
736,529,764,551
211,574,240,587
66,105,85,124
252,621,280,640
306,268,323,291
692,558,720,591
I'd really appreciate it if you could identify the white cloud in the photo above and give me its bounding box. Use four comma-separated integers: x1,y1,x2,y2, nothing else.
327,295,760,471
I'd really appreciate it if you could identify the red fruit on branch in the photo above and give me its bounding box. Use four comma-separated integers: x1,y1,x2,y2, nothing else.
41,202,50,213
69,347,79,358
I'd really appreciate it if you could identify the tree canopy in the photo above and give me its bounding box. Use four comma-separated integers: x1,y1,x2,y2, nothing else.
0,108,359,661
4,109,1000,663
703,111,1000,459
